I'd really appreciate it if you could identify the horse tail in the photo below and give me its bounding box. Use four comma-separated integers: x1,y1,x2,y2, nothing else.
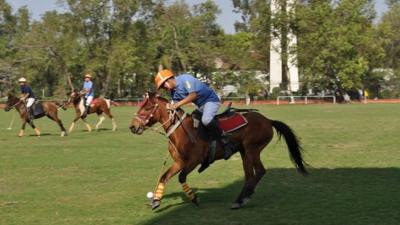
271,120,308,175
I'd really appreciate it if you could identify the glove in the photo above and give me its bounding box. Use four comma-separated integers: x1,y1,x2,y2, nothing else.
166,103,178,110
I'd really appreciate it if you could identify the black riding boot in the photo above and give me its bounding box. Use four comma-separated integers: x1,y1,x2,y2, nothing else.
206,118,236,160
27,106,34,121
198,118,237,173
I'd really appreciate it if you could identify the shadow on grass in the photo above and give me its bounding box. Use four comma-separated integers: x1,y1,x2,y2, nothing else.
139,168,400,225
95,128,112,131
28,133,53,137
71,128,112,133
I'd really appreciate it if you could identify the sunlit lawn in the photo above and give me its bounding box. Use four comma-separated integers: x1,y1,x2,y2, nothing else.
1,103,400,225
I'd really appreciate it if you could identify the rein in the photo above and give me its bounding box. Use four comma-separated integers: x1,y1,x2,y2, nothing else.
7,100,23,109
148,108,195,143
134,97,197,148
135,97,180,137
135,102,160,127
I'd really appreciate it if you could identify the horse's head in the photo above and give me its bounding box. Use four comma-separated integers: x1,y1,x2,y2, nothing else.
67,89,81,105
4,92,20,112
129,92,168,135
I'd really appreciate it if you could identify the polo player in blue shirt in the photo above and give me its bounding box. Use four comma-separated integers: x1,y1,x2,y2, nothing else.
81,73,94,117
155,69,236,172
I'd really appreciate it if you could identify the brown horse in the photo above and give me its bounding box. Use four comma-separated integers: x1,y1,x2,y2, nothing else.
4,93,67,137
129,92,307,210
67,90,117,133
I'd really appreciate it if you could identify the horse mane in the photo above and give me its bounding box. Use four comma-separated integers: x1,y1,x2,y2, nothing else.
156,96,169,104
70,90,82,105
7,92,19,101
146,92,169,105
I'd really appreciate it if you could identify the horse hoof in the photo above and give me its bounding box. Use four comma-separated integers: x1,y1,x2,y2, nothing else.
231,203,241,210
241,197,251,206
151,199,161,210
191,194,199,206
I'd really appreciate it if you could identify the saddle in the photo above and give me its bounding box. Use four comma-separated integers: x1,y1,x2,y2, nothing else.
191,104,258,170
191,104,257,137
31,101,45,118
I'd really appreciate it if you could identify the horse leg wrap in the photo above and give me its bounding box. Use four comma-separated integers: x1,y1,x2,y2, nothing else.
112,118,117,131
154,183,165,201
182,182,195,201
18,130,24,137
34,128,41,136
85,122,92,132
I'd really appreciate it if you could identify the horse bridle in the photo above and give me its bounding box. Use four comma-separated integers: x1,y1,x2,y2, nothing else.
6,99,23,110
135,98,196,143
135,97,179,130
67,92,81,105
135,101,160,127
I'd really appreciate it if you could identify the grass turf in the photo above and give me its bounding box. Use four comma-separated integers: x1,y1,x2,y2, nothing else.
1,103,399,225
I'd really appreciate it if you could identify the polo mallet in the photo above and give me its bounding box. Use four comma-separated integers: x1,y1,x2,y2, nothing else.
7,113,16,130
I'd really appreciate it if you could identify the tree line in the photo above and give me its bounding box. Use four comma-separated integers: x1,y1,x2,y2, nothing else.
1,0,400,100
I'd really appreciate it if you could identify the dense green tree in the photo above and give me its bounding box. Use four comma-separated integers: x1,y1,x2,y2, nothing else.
0,0,398,100
379,2,400,74
152,0,223,77
0,0,16,87
295,0,382,98
232,0,271,71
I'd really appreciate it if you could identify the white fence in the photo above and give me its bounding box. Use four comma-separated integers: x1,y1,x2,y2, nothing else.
277,95,336,105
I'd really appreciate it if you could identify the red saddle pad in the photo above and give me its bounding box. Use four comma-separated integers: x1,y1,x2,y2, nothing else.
218,113,248,133
90,98,100,107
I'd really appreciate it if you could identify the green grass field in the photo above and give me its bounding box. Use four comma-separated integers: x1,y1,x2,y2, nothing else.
1,104,400,225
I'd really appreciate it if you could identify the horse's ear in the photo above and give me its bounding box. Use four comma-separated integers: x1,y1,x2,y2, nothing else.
148,92,158,99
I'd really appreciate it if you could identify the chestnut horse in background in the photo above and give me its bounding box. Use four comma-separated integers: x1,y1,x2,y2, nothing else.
67,90,117,133
4,93,67,137
129,92,307,210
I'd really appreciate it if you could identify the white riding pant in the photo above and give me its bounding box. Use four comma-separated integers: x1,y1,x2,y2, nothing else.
85,96,93,106
198,102,221,126
26,98,35,108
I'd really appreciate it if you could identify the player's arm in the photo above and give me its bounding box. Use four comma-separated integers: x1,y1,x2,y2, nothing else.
168,92,197,110
172,92,197,109
20,93,28,100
